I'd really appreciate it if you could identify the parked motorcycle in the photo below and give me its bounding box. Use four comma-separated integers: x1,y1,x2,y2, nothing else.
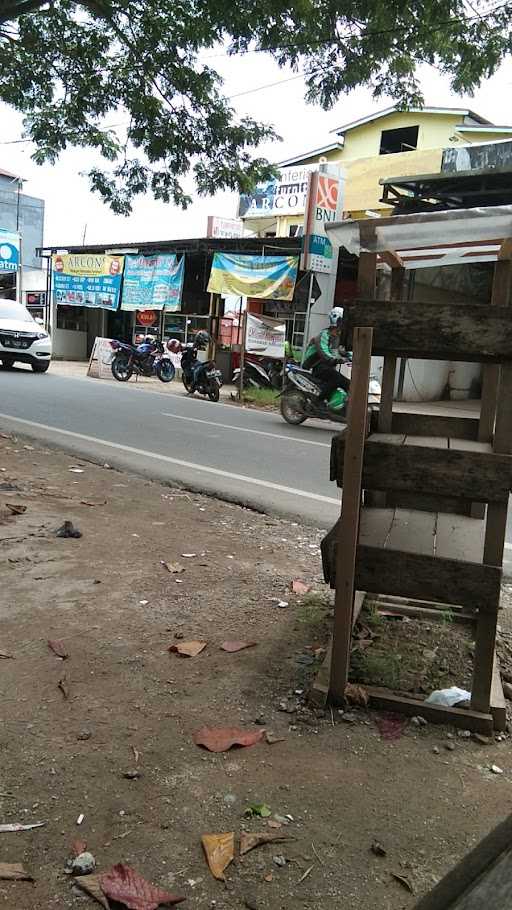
280,360,381,425
110,336,175,383
169,332,223,402
232,355,283,391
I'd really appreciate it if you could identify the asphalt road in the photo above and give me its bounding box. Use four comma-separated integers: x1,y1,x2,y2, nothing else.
0,368,341,528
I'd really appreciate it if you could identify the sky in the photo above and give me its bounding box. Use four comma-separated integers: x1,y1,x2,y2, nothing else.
1,50,512,248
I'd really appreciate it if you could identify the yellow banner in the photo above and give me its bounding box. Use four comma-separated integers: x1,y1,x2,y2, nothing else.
52,253,124,278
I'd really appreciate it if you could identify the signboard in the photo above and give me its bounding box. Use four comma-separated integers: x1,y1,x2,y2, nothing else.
301,171,343,273
52,253,124,311
86,336,115,380
136,309,158,327
206,216,244,239
207,253,298,302
0,230,20,273
246,313,286,359
238,166,314,220
121,253,184,312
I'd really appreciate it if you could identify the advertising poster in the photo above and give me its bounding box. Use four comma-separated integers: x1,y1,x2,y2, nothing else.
301,170,344,274
246,313,286,359
207,253,298,302
52,253,124,310
121,253,184,312
0,230,20,273
238,166,314,219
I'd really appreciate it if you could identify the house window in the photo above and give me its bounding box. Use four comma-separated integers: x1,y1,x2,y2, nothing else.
379,125,419,155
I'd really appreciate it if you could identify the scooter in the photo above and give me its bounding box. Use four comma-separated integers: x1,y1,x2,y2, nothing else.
110,336,175,383
280,360,381,425
232,355,282,391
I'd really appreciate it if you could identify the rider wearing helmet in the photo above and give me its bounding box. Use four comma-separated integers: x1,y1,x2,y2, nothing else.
302,307,350,407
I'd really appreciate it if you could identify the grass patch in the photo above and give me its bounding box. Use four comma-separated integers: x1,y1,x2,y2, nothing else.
296,592,331,626
242,388,280,409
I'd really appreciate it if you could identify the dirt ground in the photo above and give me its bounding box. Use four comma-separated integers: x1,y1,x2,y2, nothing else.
1,431,512,910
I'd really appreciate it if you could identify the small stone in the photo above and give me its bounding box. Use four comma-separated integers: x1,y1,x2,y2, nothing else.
273,855,287,867
457,729,471,738
502,681,512,700
445,742,456,751
123,770,141,780
491,764,504,774
77,731,92,741
432,746,440,755
223,793,237,805
254,716,266,726
174,632,184,640
341,713,357,724
417,716,428,726
71,852,96,875
278,700,289,712
446,732,455,739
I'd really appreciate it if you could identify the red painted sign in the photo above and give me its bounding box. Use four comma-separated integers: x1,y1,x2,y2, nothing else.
136,309,158,327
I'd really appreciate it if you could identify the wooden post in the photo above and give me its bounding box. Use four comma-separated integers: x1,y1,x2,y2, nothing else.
329,326,373,703
478,258,512,443
357,252,377,298
238,309,247,401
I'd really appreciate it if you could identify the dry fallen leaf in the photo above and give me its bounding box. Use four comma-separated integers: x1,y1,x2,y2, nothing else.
0,651,14,659
81,500,107,507
264,872,273,883
74,874,110,909
240,832,293,856
100,863,185,909
5,502,27,515
71,839,88,857
58,674,70,699
265,731,286,745
193,725,265,753
48,639,68,659
169,640,207,658
161,561,185,574
391,872,414,893
290,579,311,595
220,641,257,653
0,863,33,881
201,833,235,880
267,819,282,829
345,682,369,708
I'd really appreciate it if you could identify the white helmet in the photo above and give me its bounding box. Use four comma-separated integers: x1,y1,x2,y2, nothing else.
328,306,344,327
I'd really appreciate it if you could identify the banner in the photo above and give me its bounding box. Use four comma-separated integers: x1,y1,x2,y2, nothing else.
238,166,314,219
86,337,115,380
206,216,244,239
301,170,344,274
52,253,124,311
0,230,20,273
121,253,184,312
246,313,286,359
208,253,298,301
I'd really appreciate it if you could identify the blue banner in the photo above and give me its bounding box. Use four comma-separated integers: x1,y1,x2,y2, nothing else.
121,253,184,312
0,230,20,273
207,253,298,301
52,253,124,311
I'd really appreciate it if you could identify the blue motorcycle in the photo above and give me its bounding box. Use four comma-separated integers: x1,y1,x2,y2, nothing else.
110,336,175,383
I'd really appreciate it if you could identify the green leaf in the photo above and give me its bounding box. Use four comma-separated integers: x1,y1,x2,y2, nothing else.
245,803,272,818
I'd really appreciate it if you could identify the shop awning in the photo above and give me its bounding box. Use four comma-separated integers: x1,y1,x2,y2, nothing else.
325,204,512,269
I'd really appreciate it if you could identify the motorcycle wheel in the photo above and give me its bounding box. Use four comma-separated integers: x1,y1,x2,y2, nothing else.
156,359,176,383
182,373,194,393
111,353,133,382
207,382,220,402
280,391,307,425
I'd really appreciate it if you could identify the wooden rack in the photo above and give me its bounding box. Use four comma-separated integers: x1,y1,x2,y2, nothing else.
319,249,512,733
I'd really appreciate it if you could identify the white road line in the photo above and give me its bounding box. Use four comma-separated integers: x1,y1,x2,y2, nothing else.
0,412,341,506
161,411,330,447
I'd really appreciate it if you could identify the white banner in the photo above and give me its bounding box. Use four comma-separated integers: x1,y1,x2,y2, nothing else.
246,313,286,359
87,336,114,380
238,165,315,220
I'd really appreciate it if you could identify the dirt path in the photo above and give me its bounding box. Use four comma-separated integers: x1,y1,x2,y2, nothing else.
0,431,511,909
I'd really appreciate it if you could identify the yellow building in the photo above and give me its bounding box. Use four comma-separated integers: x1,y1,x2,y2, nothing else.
240,105,512,236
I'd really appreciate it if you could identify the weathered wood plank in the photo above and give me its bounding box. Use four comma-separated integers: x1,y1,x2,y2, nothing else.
330,436,512,502
387,509,436,555
342,300,512,361
370,410,480,440
414,815,512,910
356,545,501,609
366,687,493,734
436,513,485,563
491,653,507,733
386,492,474,516
330,327,373,702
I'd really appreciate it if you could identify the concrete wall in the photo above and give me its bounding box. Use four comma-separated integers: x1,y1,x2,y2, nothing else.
52,328,88,360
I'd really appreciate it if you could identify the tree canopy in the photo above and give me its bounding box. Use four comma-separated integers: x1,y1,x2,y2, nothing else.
0,0,510,212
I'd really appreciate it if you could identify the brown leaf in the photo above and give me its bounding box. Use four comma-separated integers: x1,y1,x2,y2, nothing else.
193,726,265,753
71,839,87,857
240,831,293,856
345,683,369,708
81,500,107,507
220,641,257,653
5,503,26,515
290,579,311,595
161,561,185,574
265,731,286,745
169,640,207,658
58,674,70,699
201,833,235,880
74,874,110,909
100,863,185,909
391,872,414,893
0,651,14,659
0,863,33,881
48,639,68,659
264,872,273,882
267,819,282,829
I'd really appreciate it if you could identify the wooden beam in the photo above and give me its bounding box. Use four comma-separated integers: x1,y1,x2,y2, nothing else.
381,249,404,270
365,687,493,734
384,411,479,440
343,300,512,362
491,653,507,732
329,327,373,702
357,252,377,297
330,437,512,502
498,237,512,260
